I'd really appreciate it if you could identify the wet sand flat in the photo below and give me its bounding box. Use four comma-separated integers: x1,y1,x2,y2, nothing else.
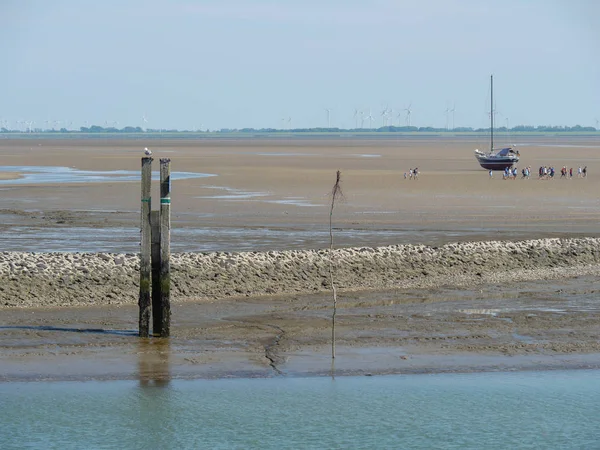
1,135,599,243
1,135,600,380
2,276,600,381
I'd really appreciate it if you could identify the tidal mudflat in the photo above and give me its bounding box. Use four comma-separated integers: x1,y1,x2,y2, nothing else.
1,135,599,380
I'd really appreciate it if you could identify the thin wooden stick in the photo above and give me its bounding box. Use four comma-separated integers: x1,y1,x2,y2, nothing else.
328,170,343,359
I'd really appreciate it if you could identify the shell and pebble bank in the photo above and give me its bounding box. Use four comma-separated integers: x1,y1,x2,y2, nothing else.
2,238,600,308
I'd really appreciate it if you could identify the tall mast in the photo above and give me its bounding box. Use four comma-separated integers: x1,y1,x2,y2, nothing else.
490,74,494,152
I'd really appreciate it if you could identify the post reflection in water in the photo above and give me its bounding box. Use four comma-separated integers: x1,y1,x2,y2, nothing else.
137,338,171,387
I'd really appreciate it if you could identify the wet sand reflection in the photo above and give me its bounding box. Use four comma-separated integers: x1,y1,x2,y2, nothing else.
138,339,171,387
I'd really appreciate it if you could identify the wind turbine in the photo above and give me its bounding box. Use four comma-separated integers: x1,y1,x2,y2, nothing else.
366,109,374,129
325,108,331,128
396,110,403,126
380,106,389,127
404,104,412,127
353,109,358,129
450,103,456,130
288,117,292,129
142,113,148,131
360,110,365,128
444,105,451,131
595,118,599,130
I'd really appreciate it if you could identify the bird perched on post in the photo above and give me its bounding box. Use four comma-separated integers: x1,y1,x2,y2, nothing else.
144,147,152,156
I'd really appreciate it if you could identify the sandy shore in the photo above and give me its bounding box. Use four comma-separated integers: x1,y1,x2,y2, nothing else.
1,135,600,237
1,135,600,380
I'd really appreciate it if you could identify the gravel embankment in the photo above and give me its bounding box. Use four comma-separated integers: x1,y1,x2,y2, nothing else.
2,238,600,308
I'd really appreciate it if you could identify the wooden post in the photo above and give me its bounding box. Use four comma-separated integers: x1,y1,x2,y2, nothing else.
159,158,172,337
139,157,153,337
150,211,161,336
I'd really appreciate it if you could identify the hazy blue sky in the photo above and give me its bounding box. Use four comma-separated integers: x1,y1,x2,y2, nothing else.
1,0,599,130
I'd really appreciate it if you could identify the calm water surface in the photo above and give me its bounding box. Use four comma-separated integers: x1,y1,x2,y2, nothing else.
1,370,599,449
0,166,214,184
0,225,522,252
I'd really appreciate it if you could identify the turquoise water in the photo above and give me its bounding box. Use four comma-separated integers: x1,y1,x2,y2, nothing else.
1,371,599,449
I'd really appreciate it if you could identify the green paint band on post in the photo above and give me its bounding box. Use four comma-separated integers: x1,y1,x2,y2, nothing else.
141,198,151,203
160,198,171,204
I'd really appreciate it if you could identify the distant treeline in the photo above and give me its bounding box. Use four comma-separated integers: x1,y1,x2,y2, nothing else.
231,125,599,133
1,125,598,133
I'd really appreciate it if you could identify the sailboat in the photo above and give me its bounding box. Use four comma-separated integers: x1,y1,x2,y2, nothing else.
474,75,520,170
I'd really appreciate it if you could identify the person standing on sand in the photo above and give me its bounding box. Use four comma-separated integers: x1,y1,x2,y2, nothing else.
489,169,493,178
583,166,587,178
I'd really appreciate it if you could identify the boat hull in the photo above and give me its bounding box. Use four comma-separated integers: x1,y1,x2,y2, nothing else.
475,148,519,171
475,157,519,171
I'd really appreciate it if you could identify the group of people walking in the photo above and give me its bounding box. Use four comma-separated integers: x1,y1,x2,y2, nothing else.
489,165,588,180
537,165,587,179
404,168,419,180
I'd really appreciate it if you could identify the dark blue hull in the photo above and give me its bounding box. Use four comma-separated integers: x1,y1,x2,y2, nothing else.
476,157,518,171
475,148,519,171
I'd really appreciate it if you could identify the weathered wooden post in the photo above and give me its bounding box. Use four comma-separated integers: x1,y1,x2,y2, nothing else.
159,158,172,337
150,210,162,336
139,157,153,337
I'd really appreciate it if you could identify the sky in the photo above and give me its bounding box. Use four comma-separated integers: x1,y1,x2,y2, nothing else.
1,0,599,131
